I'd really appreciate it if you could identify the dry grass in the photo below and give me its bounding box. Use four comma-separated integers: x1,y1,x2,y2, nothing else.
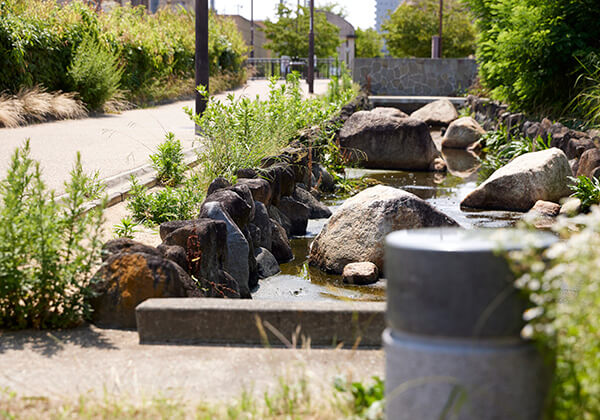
0,87,87,128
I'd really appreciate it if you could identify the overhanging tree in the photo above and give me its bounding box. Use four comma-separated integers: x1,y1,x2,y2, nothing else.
262,4,340,59
355,27,383,58
382,0,476,58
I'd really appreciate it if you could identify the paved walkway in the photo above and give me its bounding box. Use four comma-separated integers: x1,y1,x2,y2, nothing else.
0,325,383,402
0,79,330,194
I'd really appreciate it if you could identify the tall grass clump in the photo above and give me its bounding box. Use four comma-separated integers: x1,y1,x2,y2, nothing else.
0,141,106,329
511,209,600,418
68,36,123,110
188,73,353,181
570,53,600,128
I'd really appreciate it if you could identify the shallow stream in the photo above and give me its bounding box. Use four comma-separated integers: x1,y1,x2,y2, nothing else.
253,146,524,302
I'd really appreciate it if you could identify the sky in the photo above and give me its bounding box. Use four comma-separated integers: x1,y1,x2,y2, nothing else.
214,0,376,30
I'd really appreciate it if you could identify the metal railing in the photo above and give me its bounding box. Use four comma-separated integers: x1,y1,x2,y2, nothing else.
245,57,339,80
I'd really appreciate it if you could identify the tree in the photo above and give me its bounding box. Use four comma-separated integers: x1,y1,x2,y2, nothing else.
465,0,600,113
382,0,476,58
355,27,383,58
262,4,340,59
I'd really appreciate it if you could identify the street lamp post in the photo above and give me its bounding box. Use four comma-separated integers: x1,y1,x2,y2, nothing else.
432,0,443,58
196,0,209,118
250,0,254,58
308,0,314,94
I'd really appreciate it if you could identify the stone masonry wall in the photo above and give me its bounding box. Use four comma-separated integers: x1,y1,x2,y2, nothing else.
354,58,478,96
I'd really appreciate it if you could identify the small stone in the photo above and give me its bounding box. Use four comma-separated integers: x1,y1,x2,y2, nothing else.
343,262,379,285
560,197,582,216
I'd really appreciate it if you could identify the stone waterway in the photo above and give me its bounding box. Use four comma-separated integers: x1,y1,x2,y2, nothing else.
253,147,524,302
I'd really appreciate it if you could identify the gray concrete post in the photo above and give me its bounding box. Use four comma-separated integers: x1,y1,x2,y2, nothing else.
384,228,556,420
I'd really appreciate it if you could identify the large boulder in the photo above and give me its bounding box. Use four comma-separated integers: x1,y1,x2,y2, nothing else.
461,148,572,211
441,117,486,149
277,196,309,236
410,99,458,126
293,185,332,219
91,252,199,329
309,185,458,274
371,107,408,119
339,111,440,170
200,201,251,298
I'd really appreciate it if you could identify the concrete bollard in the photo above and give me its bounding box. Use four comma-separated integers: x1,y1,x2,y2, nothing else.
384,228,556,420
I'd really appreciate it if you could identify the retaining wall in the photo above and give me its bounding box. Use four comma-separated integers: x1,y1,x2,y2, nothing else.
354,58,478,96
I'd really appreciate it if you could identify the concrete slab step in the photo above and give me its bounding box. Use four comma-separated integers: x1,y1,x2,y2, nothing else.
136,298,385,348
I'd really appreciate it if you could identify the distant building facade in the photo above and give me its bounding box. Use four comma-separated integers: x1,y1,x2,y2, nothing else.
375,0,402,32
321,10,355,70
224,15,271,59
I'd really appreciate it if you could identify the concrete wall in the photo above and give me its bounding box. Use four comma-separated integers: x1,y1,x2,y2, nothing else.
354,58,478,96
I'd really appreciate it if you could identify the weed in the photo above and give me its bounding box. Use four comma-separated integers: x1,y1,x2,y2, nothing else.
0,141,106,329
127,174,204,226
334,375,385,419
568,175,600,212
113,217,138,239
150,132,186,187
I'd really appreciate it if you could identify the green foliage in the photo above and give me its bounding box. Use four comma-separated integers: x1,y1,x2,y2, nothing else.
0,141,105,329
188,73,354,181
568,175,600,212
150,132,186,187
382,0,476,58
478,126,551,181
464,0,600,114
570,53,600,128
326,62,357,104
0,1,247,107
334,376,384,419
67,35,123,110
511,210,600,418
113,217,138,239
355,28,383,58
262,4,341,59
127,175,204,226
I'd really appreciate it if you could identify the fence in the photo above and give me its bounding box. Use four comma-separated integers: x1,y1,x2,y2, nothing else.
246,58,339,80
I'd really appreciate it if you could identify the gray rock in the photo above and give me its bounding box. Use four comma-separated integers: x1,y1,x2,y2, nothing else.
236,178,272,206
371,107,408,119
525,200,561,229
311,163,336,192
410,99,458,126
255,247,280,279
277,196,309,236
293,185,332,219
268,205,292,236
576,148,600,179
461,148,572,212
252,201,273,250
340,111,440,171
442,117,486,149
309,185,458,274
270,218,293,263
200,201,250,298
343,262,379,285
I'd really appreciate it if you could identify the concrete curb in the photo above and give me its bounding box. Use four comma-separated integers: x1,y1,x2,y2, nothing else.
136,298,386,348
58,146,201,209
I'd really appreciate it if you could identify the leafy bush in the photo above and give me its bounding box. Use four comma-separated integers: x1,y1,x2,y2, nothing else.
355,28,383,58
150,132,186,187
188,73,353,181
326,62,357,104
67,36,123,110
334,376,384,419
127,175,204,226
113,217,138,239
464,0,600,114
0,141,105,329
511,210,600,418
382,0,476,58
0,1,248,107
568,175,600,212
478,126,551,181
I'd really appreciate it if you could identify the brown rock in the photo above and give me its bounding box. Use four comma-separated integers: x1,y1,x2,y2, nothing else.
442,117,486,149
410,99,458,126
576,148,600,179
343,262,379,285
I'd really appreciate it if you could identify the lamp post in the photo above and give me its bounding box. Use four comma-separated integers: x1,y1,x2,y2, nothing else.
431,0,443,58
308,0,314,94
250,0,254,58
196,0,209,118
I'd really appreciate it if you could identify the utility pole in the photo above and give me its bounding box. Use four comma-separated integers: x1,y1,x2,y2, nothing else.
250,0,254,58
308,0,314,94
196,0,209,119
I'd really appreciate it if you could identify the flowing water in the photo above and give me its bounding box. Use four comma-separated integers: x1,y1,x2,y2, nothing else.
253,146,524,302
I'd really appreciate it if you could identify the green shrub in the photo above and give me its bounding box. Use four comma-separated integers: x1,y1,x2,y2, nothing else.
150,132,186,187
67,35,123,110
0,141,105,329
355,27,383,58
464,0,600,114
127,175,204,226
569,53,600,128
113,217,138,239
188,73,353,182
568,175,600,212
